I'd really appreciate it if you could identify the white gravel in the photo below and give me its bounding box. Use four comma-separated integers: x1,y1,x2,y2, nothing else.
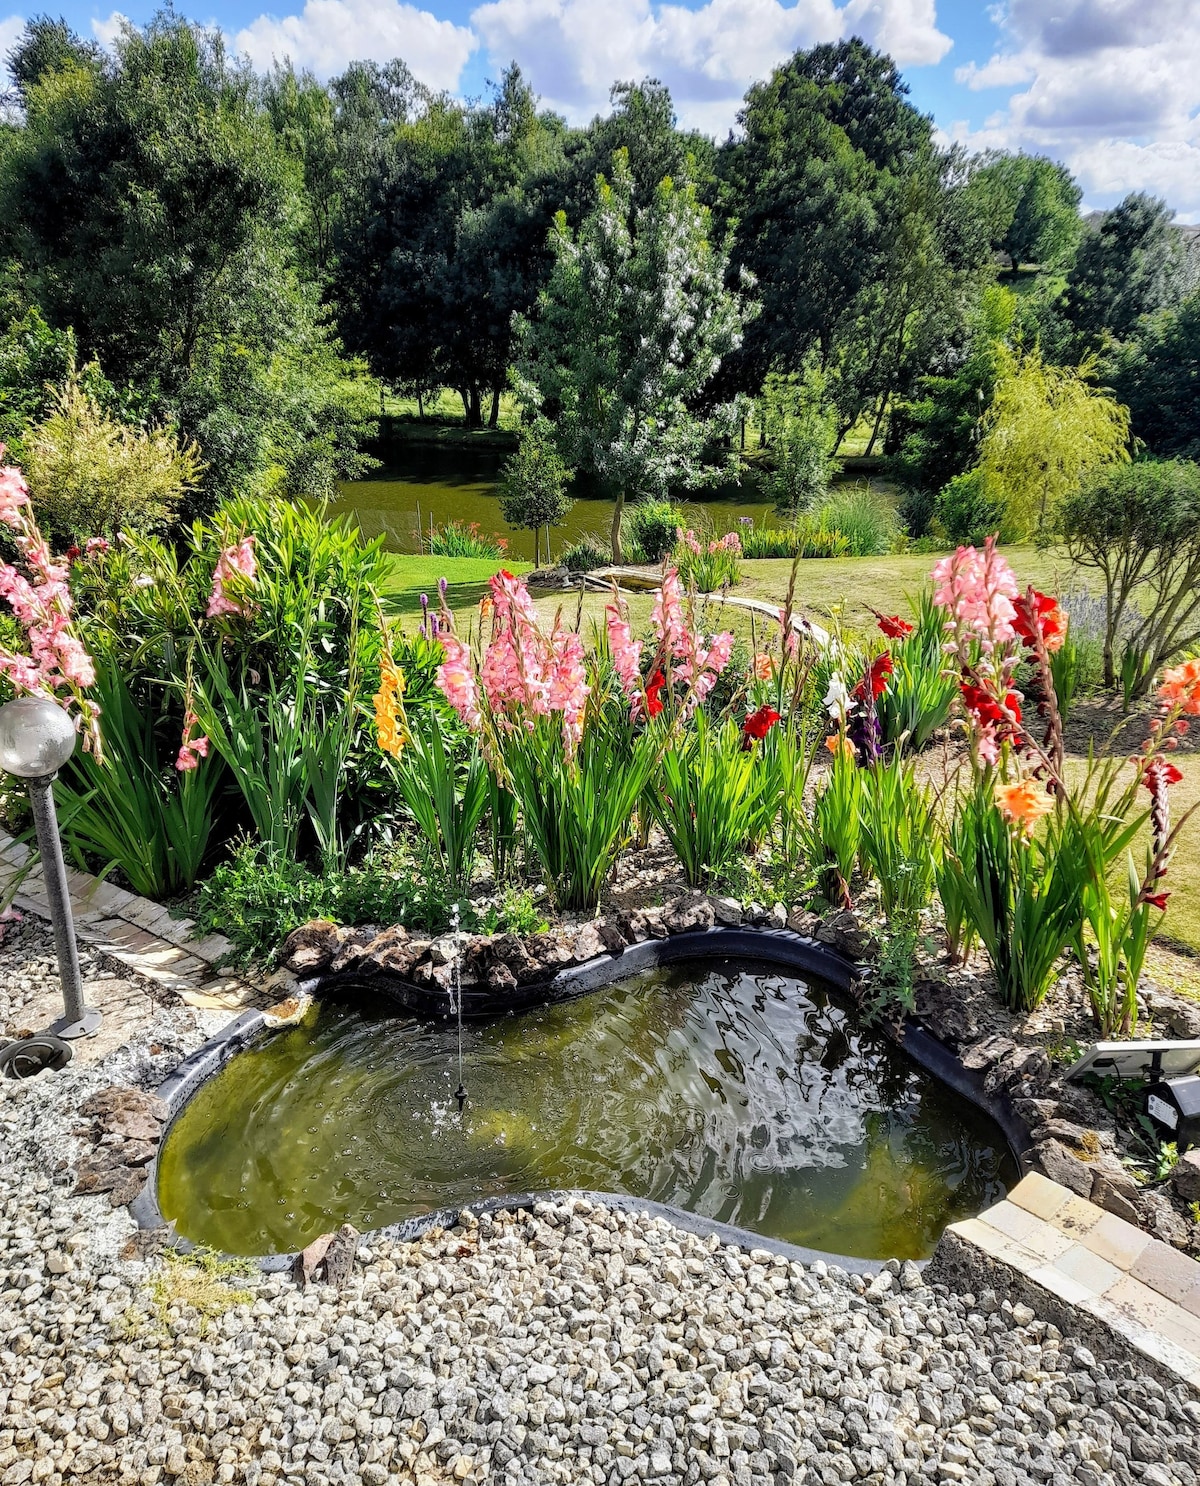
2,922,1199,1486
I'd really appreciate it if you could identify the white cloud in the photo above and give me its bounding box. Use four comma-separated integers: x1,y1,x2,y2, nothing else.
91,11,130,51
470,0,948,130
0,11,23,79
953,0,1200,213
233,0,476,90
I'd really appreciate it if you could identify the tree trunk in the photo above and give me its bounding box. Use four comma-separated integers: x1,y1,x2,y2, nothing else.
417,390,425,421
459,386,472,422
489,386,501,428
865,396,888,458
610,492,625,564
469,386,483,428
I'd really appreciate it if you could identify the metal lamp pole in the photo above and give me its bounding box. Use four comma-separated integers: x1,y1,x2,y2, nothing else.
0,697,101,1038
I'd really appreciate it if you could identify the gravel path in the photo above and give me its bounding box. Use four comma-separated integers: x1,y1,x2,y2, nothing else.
1,923,1199,1486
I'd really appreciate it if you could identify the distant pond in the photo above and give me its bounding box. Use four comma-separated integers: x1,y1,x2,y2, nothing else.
334,442,779,564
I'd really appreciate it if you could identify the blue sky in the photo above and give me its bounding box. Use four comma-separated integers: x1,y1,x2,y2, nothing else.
6,0,1199,216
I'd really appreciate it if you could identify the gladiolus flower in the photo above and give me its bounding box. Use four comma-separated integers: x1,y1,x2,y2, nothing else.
374,661,407,758
873,610,913,639
206,537,257,618
933,538,1019,653
825,734,856,760
176,711,210,772
436,633,482,730
606,603,642,701
995,779,1053,835
1145,891,1171,911
1013,589,1066,654
644,669,666,718
1159,659,1200,716
853,653,893,703
752,652,773,680
824,674,854,722
741,705,780,748
1144,760,1184,791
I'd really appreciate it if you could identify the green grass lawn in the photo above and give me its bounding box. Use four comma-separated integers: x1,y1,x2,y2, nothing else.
379,555,532,621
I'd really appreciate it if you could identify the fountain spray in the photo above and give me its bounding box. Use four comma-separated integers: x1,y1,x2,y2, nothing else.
450,903,467,1111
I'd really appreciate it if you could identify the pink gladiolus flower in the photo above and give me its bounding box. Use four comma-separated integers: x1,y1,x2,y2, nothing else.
207,537,258,618
0,460,30,529
932,537,1018,655
606,603,642,699
651,569,688,660
436,633,482,730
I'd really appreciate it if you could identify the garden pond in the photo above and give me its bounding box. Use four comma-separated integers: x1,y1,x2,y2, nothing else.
157,959,1017,1260
334,444,777,562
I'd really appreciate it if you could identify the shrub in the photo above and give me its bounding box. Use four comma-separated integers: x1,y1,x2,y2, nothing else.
933,468,1011,546
1056,460,1200,694
807,485,898,556
428,519,507,559
739,524,850,559
194,842,448,966
622,500,688,563
24,371,202,542
560,534,610,572
761,367,838,520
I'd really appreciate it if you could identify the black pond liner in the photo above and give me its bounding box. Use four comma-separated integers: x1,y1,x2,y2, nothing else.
131,927,1035,1275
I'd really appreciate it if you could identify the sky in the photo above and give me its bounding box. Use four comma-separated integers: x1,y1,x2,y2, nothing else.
3,0,1199,217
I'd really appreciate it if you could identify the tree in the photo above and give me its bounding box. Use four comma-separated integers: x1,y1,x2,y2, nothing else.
1064,193,1184,345
5,14,101,102
719,41,989,436
1057,461,1200,692
966,153,1082,272
0,14,375,513
977,344,1130,536
333,65,567,427
515,150,754,561
761,369,837,520
1110,292,1200,460
25,370,202,540
497,418,574,565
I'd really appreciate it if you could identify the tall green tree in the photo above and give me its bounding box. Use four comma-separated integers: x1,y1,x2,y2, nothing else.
1064,193,1185,345
719,40,988,437
333,65,568,427
1110,292,1200,460
516,150,754,561
965,152,1082,272
0,13,375,510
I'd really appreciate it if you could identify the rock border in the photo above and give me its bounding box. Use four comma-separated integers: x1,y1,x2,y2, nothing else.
129,926,1033,1274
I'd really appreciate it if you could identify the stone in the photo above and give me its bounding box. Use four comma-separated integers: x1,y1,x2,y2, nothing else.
328,924,383,975
961,1036,1016,1073
108,1167,146,1207
664,894,716,935
1035,1139,1095,1199
1171,1149,1200,1205
1090,1176,1140,1225
278,919,340,974
80,1086,169,1124
912,979,977,1051
785,908,820,937
1139,1190,1191,1249
571,924,605,963
814,910,878,961
1031,1119,1099,1154
712,898,743,927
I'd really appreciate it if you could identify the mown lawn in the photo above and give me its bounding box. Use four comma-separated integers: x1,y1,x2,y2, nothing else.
379,555,532,620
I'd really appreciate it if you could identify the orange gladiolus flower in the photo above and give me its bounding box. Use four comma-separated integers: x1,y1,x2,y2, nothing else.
752,651,773,680
995,778,1053,835
1159,658,1200,716
825,733,856,760
374,661,408,758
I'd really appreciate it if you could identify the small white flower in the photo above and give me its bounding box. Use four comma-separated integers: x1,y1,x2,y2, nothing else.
823,673,856,721
133,575,155,588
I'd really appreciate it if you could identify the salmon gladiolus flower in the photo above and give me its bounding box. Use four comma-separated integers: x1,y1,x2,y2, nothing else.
995,779,1053,835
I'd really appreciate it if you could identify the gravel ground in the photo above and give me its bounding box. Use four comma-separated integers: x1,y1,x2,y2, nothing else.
2,924,1200,1486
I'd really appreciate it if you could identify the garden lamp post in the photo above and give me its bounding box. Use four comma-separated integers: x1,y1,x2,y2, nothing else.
0,697,100,1038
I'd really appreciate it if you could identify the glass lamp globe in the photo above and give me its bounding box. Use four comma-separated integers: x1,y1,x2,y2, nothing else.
0,697,77,778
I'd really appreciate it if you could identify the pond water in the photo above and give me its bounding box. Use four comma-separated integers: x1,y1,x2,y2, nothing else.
157,960,1016,1259
334,444,778,563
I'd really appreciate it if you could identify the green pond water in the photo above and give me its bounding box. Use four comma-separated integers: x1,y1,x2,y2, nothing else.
334,445,777,563
158,960,1016,1259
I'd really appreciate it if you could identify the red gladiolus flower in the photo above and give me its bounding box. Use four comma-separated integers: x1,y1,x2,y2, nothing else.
853,652,893,702
873,609,913,639
1012,589,1066,654
65,545,81,563
1145,891,1171,910
959,682,1021,726
645,668,666,718
741,705,781,748
1144,759,1184,791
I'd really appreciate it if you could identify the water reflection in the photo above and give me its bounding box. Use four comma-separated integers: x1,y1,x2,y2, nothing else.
158,960,1016,1258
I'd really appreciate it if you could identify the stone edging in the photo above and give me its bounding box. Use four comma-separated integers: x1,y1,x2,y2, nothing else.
129,926,1033,1274
0,830,295,1014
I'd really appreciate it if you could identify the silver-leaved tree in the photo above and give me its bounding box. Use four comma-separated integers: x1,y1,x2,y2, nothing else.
515,148,756,562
